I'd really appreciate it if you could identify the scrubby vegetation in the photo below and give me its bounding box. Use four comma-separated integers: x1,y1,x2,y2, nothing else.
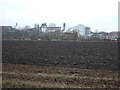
2,63,119,88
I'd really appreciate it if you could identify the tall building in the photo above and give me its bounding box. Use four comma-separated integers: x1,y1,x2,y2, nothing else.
74,24,85,35
41,23,47,32
34,24,39,29
85,27,91,34
67,24,91,37
63,23,66,31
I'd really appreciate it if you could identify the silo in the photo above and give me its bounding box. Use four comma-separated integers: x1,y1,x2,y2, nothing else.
63,23,66,31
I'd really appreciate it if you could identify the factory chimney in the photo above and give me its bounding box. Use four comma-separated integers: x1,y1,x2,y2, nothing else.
63,23,66,31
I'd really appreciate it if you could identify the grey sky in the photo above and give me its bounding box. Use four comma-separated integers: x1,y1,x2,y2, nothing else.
0,0,119,32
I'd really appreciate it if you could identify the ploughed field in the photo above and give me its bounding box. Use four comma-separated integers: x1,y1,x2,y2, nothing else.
2,40,119,71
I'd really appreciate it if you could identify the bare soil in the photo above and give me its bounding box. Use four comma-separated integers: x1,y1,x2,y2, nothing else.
2,40,119,70
2,40,119,88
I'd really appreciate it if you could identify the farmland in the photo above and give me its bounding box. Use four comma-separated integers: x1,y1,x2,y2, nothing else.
2,40,119,88
2,40,119,70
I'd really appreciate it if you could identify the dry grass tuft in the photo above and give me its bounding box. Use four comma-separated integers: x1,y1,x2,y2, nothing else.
2,63,119,88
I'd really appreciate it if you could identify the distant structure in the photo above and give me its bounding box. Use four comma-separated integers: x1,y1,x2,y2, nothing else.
107,31,119,40
2,23,119,41
67,24,92,37
85,27,91,34
34,24,39,29
0,26,12,30
49,23,56,27
15,22,18,27
61,32,78,40
74,24,85,36
24,25,31,30
63,23,66,31
41,23,47,32
40,23,61,33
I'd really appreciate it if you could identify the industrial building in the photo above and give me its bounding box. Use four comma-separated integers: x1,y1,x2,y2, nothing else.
0,26,12,30
34,23,61,33
67,24,91,37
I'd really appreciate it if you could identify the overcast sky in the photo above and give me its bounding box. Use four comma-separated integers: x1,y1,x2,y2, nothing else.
0,0,119,32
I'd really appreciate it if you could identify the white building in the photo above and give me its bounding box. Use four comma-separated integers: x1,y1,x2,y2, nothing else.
49,23,56,27
67,24,91,38
67,24,86,37
40,23,61,33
